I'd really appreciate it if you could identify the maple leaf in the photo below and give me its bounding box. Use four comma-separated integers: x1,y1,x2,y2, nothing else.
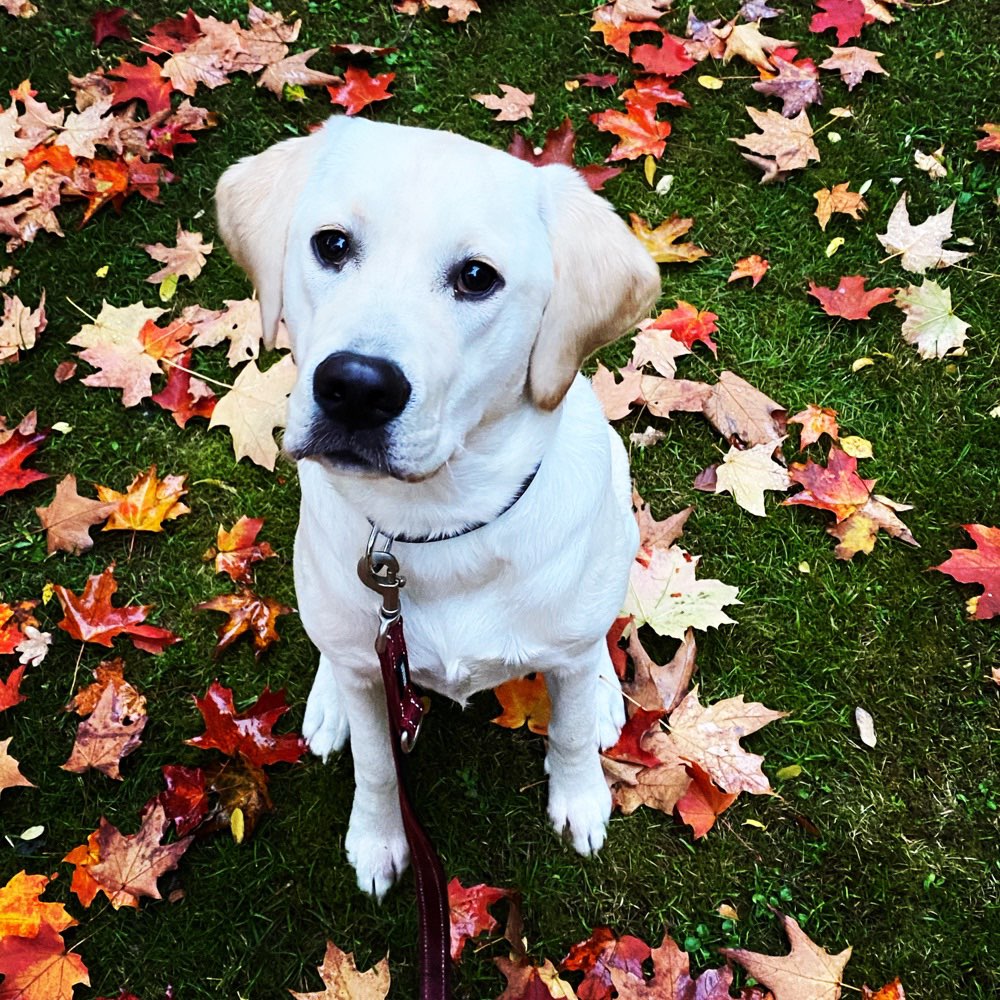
0,290,46,363
592,363,644,420
0,664,27,712
0,871,76,939
53,564,180,653
257,48,341,96
728,254,769,287
0,410,47,496
620,76,689,110
91,6,132,46
449,878,510,963
723,911,852,1000
932,524,1000,620
753,55,823,117
34,475,117,555
108,59,175,114
808,275,897,320
492,673,551,734
561,926,650,1000
633,491,693,556
684,9,725,61
629,213,708,263
976,122,1000,153
731,107,820,180
195,589,293,660
631,32,696,76
810,0,875,45
862,981,906,1000
0,737,34,795
676,763,740,838
0,598,39,655
876,194,970,273
631,318,693,376
827,494,917,560
183,297,271,366
495,955,578,1000
591,6,661,54
641,375,714,418
814,182,867,230
199,755,274,839
209,354,297,470
704,371,787,447
0,923,90,1000
155,764,210,837
625,546,741,639
819,45,886,90
143,223,212,284
326,66,395,115
648,300,718,354
290,940,390,999
742,0,784,18
605,708,664,768
895,279,970,359
590,103,672,161
52,98,116,158
472,84,535,122
89,804,192,908
96,465,190,532
718,20,794,71
784,445,875,521
790,404,839,447
61,684,147,780
211,515,277,583
508,118,624,192
150,350,217,427
187,680,306,765
713,442,791,516
622,627,697,715
66,657,147,719
611,930,735,999
68,300,166,406
63,831,102,909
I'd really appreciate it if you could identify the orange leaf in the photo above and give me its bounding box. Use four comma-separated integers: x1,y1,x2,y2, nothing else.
590,102,671,161
629,213,708,263
491,674,551,734
326,66,394,115
675,763,739,838
213,515,277,584
728,254,769,287
194,590,293,660
96,465,190,532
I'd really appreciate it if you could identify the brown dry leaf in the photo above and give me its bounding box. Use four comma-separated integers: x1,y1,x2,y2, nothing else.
629,213,708,264
395,0,481,23
290,940,390,999
641,375,713,418
53,98,115,157
256,49,341,96
144,223,213,284
814,182,867,230
35,474,117,555
210,354,296,469
731,107,820,179
66,657,147,719
592,363,644,420
753,55,823,117
96,465,190,532
819,46,886,90
0,291,46,364
704,371,787,447
184,298,272,367
0,737,34,796
717,20,794,70
631,324,692,378
828,494,918,559
195,588,293,659
877,194,970,273
722,911,852,1000
61,685,147,780
471,84,535,122
622,628,697,715
632,489,693,554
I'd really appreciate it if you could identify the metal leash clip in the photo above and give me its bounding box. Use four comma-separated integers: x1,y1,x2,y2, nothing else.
358,528,405,653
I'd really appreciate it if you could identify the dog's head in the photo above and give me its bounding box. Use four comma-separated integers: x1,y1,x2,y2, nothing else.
216,117,660,482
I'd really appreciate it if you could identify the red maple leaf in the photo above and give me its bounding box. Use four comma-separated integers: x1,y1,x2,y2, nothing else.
675,763,739,839
807,275,898,320
562,926,651,1000
53,565,180,653
70,157,131,223
108,59,175,114
621,76,689,110
0,413,48,497
326,66,395,116
141,9,203,54
154,764,210,836
0,600,39,656
147,122,198,158
187,680,307,767
603,707,664,768
590,102,672,161
150,351,218,427
784,446,875,522
809,0,875,45
211,516,277,584
649,300,719,354
0,923,90,1000
932,524,1000,620
507,118,624,192
0,665,27,712
448,878,511,962
91,7,133,46
590,10,660,55
630,32,696,77
126,157,174,204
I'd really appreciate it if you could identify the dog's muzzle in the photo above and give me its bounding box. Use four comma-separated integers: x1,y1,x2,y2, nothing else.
313,351,411,430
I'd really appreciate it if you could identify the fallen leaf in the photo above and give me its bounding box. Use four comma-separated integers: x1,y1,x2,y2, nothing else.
731,107,820,180
35,474,117,555
810,0,875,45
96,465,189,532
492,673,551,735
862,981,906,1000
150,350,217,427
592,364,644,420
107,58,175,114
0,737,34,795
195,590,294,660
728,254,770,287
326,66,394,115
828,494,918,559
703,371,787,447
290,940,390,999
819,45,886,89
647,300,718,354
789,404,840,447
876,194,970,273
495,955,578,1000
210,516,277,584
633,491,693,555
808,275,898,320
90,6,132,46
895,279,970,359
0,598,40,656
784,446,875,522
975,123,1000,153
0,290,47,363
914,145,946,180
932,524,1000,620
590,103,672,161
855,706,877,746
257,49,341,97
0,923,89,1000
143,223,213,284
718,21,794,71
630,32,696,76
675,763,739,838
0,664,27,712
66,657,146,718
814,182,867,230
184,297,267,366
472,84,535,122
0,410,48,497
713,442,791,516
561,926,650,1000
753,56,823,117
61,684,147,780
629,213,708,263
591,7,661,55
449,878,511,963
14,625,49,668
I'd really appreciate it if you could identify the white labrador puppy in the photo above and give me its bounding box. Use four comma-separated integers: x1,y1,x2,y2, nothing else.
216,116,660,898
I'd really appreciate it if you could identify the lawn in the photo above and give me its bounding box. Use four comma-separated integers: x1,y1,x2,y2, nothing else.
1,1,999,998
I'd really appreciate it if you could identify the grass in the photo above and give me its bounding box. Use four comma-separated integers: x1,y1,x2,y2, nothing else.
1,0,999,997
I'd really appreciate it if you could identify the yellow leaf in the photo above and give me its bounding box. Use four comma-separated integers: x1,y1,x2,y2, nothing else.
698,75,723,90
851,357,875,372
776,764,802,780
42,582,54,605
718,903,739,921
231,807,245,844
644,155,656,186
825,236,845,256
158,273,178,302
95,264,109,278
840,435,873,459
797,561,811,574
743,819,767,830
564,79,580,91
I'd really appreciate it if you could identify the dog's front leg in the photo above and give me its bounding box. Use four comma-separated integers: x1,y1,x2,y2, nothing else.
336,672,410,899
543,642,618,856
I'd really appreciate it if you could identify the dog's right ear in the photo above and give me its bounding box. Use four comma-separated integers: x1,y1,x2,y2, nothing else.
215,131,324,349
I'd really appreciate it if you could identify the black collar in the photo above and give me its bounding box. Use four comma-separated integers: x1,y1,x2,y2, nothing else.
368,463,541,544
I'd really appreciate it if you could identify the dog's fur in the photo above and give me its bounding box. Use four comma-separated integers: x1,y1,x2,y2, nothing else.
216,116,660,898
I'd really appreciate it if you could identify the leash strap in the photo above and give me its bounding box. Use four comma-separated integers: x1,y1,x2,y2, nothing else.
359,533,453,1000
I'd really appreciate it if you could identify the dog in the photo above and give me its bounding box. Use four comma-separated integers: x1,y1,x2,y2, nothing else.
215,115,660,898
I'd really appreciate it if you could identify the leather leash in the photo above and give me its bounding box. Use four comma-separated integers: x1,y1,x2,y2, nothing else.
358,530,453,1000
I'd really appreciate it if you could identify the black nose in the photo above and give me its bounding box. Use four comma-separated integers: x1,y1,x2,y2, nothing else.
312,352,412,431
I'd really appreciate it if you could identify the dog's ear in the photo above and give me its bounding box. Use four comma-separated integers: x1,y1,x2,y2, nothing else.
529,165,661,411
215,131,324,349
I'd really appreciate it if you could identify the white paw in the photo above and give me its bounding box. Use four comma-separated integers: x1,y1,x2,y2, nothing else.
303,659,349,760
547,767,612,856
595,663,626,751
345,803,409,900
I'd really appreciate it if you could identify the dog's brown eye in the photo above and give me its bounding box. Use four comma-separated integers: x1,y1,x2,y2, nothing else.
456,259,500,297
313,229,351,267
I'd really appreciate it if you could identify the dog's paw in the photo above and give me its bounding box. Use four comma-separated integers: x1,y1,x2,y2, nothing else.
346,810,409,900
547,769,612,856
595,664,626,751
303,659,349,760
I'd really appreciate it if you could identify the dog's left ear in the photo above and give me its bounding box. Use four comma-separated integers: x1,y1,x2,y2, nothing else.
529,165,661,411
215,130,325,349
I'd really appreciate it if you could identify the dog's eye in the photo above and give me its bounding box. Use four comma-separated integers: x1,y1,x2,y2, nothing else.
313,229,351,268
456,259,500,298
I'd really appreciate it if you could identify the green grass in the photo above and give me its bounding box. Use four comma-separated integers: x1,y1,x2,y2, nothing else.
1,1,999,997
